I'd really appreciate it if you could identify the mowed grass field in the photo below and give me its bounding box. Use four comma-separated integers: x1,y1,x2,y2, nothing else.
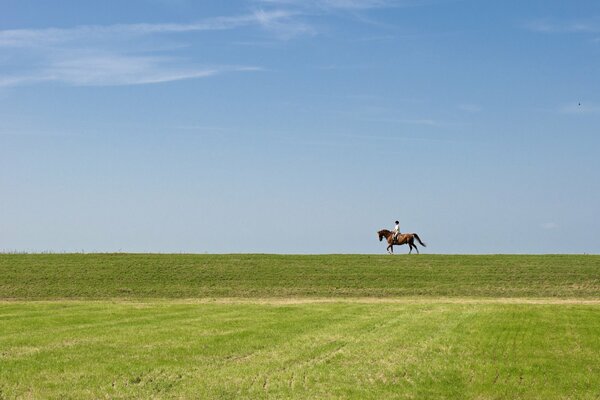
1,254,600,399
2,254,599,299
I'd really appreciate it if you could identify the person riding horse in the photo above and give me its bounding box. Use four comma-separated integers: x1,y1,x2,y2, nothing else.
393,220,400,243
377,228,426,255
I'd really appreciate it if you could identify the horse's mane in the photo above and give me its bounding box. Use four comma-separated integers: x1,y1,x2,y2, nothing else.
378,229,391,235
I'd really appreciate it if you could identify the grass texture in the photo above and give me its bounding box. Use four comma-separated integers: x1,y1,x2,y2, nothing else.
1,254,599,399
1,253,599,299
2,301,599,399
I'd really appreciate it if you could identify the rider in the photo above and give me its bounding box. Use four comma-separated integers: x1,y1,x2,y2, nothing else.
393,220,401,243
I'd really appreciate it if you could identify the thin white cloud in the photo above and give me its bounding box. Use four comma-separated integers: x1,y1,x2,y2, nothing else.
393,118,438,126
299,0,394,9
315,64,371,70
0,52,261,88
0,75,44,87
458,104,482,113
0,10,299,48
256,0,441,10
526,18,600,34
257,0,381,9
541,222,558,230
173,125,229,131
0,11,295,87
361,116,445,126
252,0,455,41
252,9,315,38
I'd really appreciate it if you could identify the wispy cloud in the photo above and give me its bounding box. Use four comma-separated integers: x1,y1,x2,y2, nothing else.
252,9,316,38
387,118,439,126
458,103,482,113
257,0,390,10
252,0,455,43
4,56,261,87
360,116,454,127
256,0,444,10
0,54,261,88
314,63,371,70
541,222,558,230
526,18,600,34
0,10,298,87
0,11,299,48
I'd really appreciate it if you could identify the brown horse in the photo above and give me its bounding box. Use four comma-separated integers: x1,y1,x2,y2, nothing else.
377,229,426,254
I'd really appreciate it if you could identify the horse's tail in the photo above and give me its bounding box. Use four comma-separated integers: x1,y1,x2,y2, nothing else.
413,233,426,247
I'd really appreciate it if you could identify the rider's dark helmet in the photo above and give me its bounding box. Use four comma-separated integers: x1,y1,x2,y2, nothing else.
395,221,399,224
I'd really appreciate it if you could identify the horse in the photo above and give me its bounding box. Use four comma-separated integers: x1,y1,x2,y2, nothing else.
377,229,426,255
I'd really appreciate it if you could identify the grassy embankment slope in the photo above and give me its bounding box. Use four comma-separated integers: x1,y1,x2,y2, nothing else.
1,253,599,299
1,254,599,399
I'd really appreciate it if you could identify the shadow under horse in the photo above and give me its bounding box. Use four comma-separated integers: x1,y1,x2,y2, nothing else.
377,229,426,254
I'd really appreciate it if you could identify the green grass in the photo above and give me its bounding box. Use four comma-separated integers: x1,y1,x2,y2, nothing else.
1,254,599,299
1,301,599,399
1,254,599,399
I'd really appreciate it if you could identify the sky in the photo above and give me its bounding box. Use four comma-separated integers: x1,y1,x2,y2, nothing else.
1,0,599,254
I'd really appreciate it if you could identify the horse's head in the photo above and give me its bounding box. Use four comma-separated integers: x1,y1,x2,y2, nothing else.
377,230,386,242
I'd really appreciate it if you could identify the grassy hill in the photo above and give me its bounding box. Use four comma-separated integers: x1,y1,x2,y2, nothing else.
2,254,600,399
1,253,599,299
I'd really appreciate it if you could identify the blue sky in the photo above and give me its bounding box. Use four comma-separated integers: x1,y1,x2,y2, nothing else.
1,0,599,254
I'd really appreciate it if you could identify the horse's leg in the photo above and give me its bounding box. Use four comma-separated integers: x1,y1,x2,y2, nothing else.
387,237,394,254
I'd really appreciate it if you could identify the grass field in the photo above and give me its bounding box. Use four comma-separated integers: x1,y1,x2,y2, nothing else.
1,254,600,399
1,254,599,299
